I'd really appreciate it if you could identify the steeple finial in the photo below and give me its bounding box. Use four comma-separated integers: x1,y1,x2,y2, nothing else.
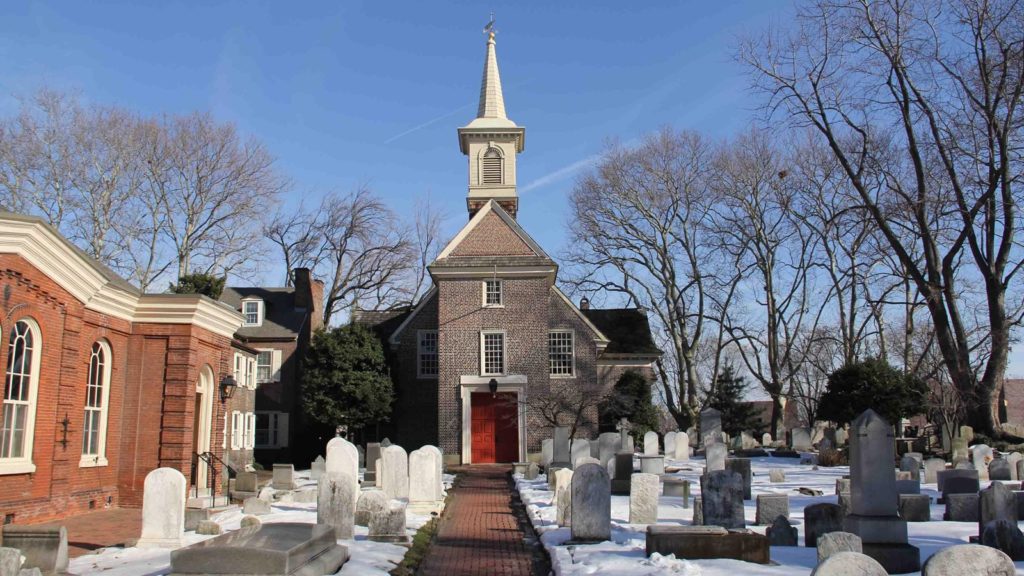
477,14,506,120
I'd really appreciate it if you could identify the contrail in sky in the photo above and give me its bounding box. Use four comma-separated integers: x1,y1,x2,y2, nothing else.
383,102,475,144
520,154,602,194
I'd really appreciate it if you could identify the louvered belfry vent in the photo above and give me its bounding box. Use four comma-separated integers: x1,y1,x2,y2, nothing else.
482,148,503,184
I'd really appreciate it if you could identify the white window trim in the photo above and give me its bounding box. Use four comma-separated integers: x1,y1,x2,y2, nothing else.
417,330,439,379
245,412,256,449
241,299,264,327
256,349,281,384
548,329,576,379
480,330,507,376
482,279,504,308
80,340,112,467
0,318,41,475
230,411,243,450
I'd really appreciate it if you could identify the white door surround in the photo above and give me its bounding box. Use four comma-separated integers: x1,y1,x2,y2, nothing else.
459,375,527,464
193,366,215,494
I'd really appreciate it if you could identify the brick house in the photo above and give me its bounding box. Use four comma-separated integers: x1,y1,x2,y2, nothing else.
0,211,252,524
220,269,325,467
355,32,660,465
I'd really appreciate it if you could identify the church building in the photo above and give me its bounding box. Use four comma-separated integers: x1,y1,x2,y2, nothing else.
356,31,661,464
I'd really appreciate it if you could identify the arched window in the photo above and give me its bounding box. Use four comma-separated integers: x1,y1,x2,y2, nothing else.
81,340,111,465
481,147,503,185
1,319,41,474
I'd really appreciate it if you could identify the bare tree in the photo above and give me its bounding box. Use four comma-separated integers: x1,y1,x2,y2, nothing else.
518,382,609,441
741,0,1024,435
265,199,324,286
405,194,447,304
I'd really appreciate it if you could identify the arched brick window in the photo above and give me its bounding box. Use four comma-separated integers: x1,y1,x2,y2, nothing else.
81,340,112,466
1,318,41,474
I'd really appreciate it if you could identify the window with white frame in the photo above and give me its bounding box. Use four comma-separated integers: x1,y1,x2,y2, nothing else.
255,411,289,448
481,331,505,376
1,319,41,473
483,279,503,307
245,412,256,449
81,341,112,464
256,350,274,383
418,330,438,378
549,330,574,376
242,300,263,326
233,353,244,384
230,411,242,450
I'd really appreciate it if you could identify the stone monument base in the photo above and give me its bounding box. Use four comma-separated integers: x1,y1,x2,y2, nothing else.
860,542,921,574
408,500,444,515
843,514,908,543
169,523,348,575
645,525,769,564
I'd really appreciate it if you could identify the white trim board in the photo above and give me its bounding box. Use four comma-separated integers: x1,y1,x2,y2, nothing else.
459,377,527,465
435,200,551,261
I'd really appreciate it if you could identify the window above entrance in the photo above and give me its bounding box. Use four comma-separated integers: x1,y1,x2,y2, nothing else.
483,279,503,307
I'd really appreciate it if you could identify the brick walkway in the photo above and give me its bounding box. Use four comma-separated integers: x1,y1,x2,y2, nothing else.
39,507,141,558
418,465,541,576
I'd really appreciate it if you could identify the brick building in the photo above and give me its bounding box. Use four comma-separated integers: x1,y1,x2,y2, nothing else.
356,32,660,464
0,211,251,524
220,269,325,467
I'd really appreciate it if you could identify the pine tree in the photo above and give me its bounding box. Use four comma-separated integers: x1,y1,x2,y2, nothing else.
706,364,764,436
599,370,661,438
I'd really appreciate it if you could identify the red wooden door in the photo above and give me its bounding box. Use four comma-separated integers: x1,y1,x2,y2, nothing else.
471,392,519,463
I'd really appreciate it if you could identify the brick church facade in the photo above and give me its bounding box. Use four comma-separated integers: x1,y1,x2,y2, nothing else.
356,32,660,464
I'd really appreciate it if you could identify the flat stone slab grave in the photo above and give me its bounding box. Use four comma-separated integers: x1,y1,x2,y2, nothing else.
169,522,348,576
645,525,770,564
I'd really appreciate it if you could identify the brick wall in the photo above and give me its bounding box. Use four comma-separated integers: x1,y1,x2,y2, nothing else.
388,294,440,450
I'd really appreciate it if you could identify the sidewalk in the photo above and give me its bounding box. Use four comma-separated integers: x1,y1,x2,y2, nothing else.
39,508,141,559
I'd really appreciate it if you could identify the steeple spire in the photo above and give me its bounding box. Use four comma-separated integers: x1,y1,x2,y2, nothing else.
477,28,507,120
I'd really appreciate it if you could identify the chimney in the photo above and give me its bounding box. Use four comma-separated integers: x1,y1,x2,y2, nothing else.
580,297,590,310
293,268,312,309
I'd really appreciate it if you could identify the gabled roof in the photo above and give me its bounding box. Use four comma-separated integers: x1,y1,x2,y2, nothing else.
352,307,412,340
581,308,662,356
432,200,553,268
221,287,306,340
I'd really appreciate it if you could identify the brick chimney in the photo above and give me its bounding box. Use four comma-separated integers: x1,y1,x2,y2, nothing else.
293,268,325,330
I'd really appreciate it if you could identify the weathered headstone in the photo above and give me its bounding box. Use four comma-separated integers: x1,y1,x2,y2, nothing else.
310,455,326,482
921,543,1015,576
700,408,722,446
835,428,847,445
762,433,773,446
644,525,769,564
952,434,970,463
791,427,812,451
137,467,187,548
938,469,979,494
805,503,843,547
0,526,67,575
610,452,633,495
525,462,539,480
1007,453,1023,481
972,444,993,480
643,431,659,456
0,547,20,576
675,432,690,461
552,426,571,468
725,458,752,499
235,471,258,494
365,442,381,486
663,477,690,503
240,515,261,529
843,409,919,573
575,456,600,467
898,494,931,522
541,438,553,467
943,493,980,522
571,439,591,468
740,431,758,450
368,500,409,543
168,523,349,575
989,459,1012,481
271,463,296,490
979,482,1017,538
900,455,921,482
755,494,789,525
766,515,798,546
924,458,946,484
409,446,444,511
555,468,574,527
326,437,360,505
380,445,409,500
354,489,387,527
196,520,221,536
665,431,678,456
629,473,659,525
317,472,356,539
570,463,611,542
638,455,664,475
597,432,619,467
817,531,862,564
692,496,703,525
980,520,1024,561
706,443,727,473
811,551,886,576
700,470,745,529
242,497,271,516
769,468,786,483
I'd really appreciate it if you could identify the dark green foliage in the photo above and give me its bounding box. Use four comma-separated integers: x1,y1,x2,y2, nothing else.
599,370,661,438
706,364,764,436
169,272,226,299
302,324,394,431
817,357,928,426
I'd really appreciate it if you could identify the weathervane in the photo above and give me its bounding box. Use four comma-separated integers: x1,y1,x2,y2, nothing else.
484,12,496,40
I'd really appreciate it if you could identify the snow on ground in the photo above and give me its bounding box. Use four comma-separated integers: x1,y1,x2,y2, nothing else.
67,470,454,576
516,455,1024,576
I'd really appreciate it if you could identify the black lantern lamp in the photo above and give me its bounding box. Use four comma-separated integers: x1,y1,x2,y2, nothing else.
488,378,498,397
220,374,238,403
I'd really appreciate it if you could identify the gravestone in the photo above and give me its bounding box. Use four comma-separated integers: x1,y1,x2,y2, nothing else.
811,551,886,576
705,443,727,473
817,531,862,564
571,439,591,468
317,472,356,539
639,455,664,475
552,426,571,468
665,431,678,456
766,516,797,546
235,471,258,494
0,548,20,576
700,408,722,446
937,469,979,494
843,409,919,573
643,431,659,456
1007,453,1023,481
951,434,970,463
364,442,381,486
242,497,271,516
240,515,260,530
943,493,979,522
598,432,620,467
663,477,690,503
725,458,752,499
541,438,553,467
900,455,921,482
692,496,703,525
196,520,221,536
570,463,611,542
791,427,812,450
611,452,633,495
989,459,1012,481
326,437,360,505
700,470,745,529
979,482,1017,538
554,468,574,526
525,462,539,480
644,525,770,564
310,456,326,482
924,458,946,484
921,544,1016,576
980,519,1024,561
755,494,789,525
0,526,67,574
168,523,348,575
972,444,993,480
762,433,773,446
380,445,409,500
368,501,408,543
769,468,786,483
805,503,843,547
835,428,847,445
354,489,387,527
409,446,443,512
547,466,563,491
271,464,296,490
575,456,600,467
675,432,690,461
895,478,921,495
629,473,659,525
740,431,758,450
137,467,187,548
898,494,931,522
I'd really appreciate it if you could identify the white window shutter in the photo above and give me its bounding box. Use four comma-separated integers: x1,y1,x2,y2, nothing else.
231,411,242,450
222,412,228,449
277,413,289,448
271,350,283,382
246,413,256,449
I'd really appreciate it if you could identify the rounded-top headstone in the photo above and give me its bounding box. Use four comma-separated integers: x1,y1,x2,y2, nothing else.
921,543,1015,576
811,551,887,576
355,489,388,527
570,463,611,542
326,437,360,505
240,515,261,529
816,531,862,564
138,467,187,548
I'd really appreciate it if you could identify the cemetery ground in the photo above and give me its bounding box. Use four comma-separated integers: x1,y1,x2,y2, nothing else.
516,454,1024,576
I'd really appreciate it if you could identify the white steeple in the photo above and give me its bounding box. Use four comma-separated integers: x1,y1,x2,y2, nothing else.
459,25,525,219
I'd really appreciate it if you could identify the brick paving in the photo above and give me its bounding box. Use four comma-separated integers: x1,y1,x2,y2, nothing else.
418,465,541,576
38,507,141,558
